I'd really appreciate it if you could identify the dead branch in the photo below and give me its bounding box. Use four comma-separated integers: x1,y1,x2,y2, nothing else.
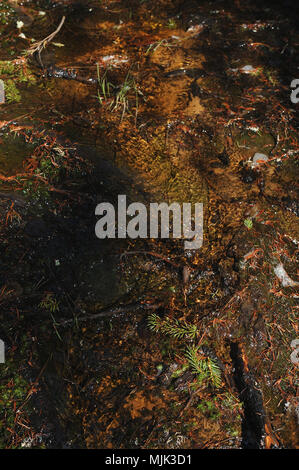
57,301,163,326
26,16,66,67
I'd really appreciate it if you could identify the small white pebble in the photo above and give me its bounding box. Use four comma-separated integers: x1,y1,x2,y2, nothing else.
252,152,268,168
240,65,255,73
274,263,298,287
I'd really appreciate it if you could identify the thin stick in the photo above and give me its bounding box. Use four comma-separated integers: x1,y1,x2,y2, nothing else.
27,16,66,67
57,301,163,326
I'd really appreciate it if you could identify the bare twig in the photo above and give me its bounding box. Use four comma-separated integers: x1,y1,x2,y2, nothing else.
26,16,66,67
57,301,163,326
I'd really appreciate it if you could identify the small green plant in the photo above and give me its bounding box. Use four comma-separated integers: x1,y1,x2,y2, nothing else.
0,60,15,75
197,398,221,420
38,147,65,182
0,2,16,26
148,313,198,340
185,345,222,389
145,39,174,55
0,60,36,83
265,69,278,86
244,218,253,229
22,179,50,202
96,64,114,105
166,18,177,29
39,293,60,313
222,392,242,411
97,66,143,122
171,363,189,379
112,72,143,122
4,79,21,103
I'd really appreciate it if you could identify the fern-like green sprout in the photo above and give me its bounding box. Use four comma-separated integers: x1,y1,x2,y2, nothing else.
39,293,60,313
148,316,221,389
148,314,198,340
185,346,222,389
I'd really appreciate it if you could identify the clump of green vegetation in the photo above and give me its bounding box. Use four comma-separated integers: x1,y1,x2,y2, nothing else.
0,60,36,103
222,392,242,412
38,148,66,183
197,397,221,420
0,372,28,447
0,1,16,26
21,145,67,201
0,333,36,449
4,79,21,103
21,179,50,202
145,39,174,55
166,18,177,29
8,129,88,206
171,363,189,379
0,60,15,75
96,65,114,105
264,69,279,86
97,66,144,121
112,72,136,119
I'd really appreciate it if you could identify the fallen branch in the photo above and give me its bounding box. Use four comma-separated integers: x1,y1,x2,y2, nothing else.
57,301,163,326
42,64,98,85
26,16,66,67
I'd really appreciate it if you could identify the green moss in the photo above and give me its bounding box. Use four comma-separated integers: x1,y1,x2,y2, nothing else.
197,399,221,420
18,67,36,84
171,364,189,379
0,60,36,103
0,347,32,448
22,179,50,202
0,60,15,75
4,79,21,103
0,1,16,26
166,19,177,29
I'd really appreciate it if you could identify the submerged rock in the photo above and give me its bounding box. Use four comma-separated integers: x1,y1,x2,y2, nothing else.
252,152,268,168
274,263,298,287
